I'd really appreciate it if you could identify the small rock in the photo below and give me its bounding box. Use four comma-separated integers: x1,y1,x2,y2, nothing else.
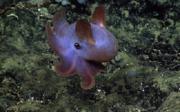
115,52,121,61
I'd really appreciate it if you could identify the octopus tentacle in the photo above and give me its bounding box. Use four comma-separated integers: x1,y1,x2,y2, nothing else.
76,58,99,89
55,56,76,77
53,8,69,36
80,73,95,90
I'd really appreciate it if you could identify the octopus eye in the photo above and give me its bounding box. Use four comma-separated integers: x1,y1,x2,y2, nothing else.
74,43,81,49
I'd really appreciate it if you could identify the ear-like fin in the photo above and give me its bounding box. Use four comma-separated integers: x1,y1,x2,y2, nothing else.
53,8,69,36
75,19,95,45
91,5,105,27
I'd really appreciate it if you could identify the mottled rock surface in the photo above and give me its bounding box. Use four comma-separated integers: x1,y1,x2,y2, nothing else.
0,0,179,112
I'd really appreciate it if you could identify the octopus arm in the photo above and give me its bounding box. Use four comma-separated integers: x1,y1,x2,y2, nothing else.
80,72,95,90
54,55,76,77
46,23,62,54
76,58,104,89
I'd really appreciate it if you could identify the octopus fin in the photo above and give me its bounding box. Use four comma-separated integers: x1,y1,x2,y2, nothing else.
75,19,95,45
53,8,69,36
91,5,105,27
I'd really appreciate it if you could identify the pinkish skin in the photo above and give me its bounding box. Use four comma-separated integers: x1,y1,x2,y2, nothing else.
46,5,118,89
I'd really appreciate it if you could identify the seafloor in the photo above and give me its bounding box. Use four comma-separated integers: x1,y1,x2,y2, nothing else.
0,0,179,112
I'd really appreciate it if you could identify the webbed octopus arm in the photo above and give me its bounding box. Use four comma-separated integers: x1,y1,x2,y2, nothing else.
54,51,77,77
53,8,69,36
76,57,105,89
46,23,59,54
46,8,69,54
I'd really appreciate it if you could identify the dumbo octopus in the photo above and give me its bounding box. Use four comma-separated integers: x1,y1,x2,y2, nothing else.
46,5,118,89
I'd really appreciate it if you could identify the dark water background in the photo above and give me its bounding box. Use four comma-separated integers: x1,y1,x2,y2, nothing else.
0,0,179,112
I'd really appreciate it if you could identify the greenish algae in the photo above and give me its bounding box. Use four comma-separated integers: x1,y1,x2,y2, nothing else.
157,92,180,112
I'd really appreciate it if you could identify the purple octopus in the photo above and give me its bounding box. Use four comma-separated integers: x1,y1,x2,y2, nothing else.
46,5,118,89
